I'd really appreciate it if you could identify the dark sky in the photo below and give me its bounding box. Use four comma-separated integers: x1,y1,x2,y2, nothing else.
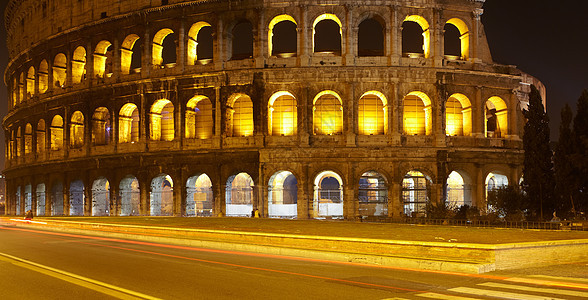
0,0,586,173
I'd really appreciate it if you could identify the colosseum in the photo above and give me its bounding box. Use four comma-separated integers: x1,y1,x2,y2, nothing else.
2,0,543,219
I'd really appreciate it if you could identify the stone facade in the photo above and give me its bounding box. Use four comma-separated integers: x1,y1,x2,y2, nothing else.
3,0,534,219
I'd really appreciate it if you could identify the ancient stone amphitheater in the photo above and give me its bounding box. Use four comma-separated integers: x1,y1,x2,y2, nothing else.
3,0,543,219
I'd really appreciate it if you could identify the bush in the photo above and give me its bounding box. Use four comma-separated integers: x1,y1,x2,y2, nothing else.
487,185,527,221
453,205,480,220
425,202,454,219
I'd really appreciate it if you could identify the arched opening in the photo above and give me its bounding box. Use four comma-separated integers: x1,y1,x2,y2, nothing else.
231,21,254,60
94,40,113,78
445,18,469,60
485,97,508,138
92,107,110,145
446,93,472,136
92,178,110,216
358,171,388,216
53,53,67,88
403,92,432,135
150,99,175,141
39,60,49,93
72,46,86,84
228,94,254,137
402,170,430,217
313,171,343,218
24,184,32,214
26,66,35,99
152,28,175,67
150,174,174,216
358,91,387,135
24,124,32,155
70,111,85,149
225,173,253,217
50,115,64,151
186,174,213,217
16,127,21,157
51,182,64,216
15,186,21,215
485,172,509,209
402,15,430,58
313,91,343,135
36,119,46,154
186,96,213,139
313,14,342,55
446,171,472,208
69,180,85,216
18,73,24,103
119,176,140,216
268,91,297,136
119,103,140,143
268,171,298,218
269,15,297,57
12,78,17,106
187,22,213,65
358,18,384,57
36,183,46,216
121,34,141,74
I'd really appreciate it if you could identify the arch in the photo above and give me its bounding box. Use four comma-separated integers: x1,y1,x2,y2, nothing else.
92,178,110,216
485,96,508,138
446,171,472,208
225,172,253,217
18,72,25,103
92,107,110,145
69,180,85,216
11,77,17,106
26,66,35,99
313,14,342,54
53,53,67,87
94,40,113,78
187,22,213,65
69,111,85,148
50,115,64,151
150,174,174,216
72,46,86,84
358,171,388,217
268,171,298,218
313,91,343,135
15,127,21,157
268,15,297,57
228,94,254,137
24,123,32,155
313,171,344,218
485,171,509,210
402,15,430,58
446,93,472,136
152,28,175,66
24,184,32,214
15,186,21,215
150,99,175,141
402,170,430,217
358,91,387,135
231,21,254,60
121,34,141,74
39,60,49,93
403,91,432,135
186,96,213,139
358,18,384,57
36,183,46,216
186,174,213,217
445,18,469,60
119,175,140,216
119,103,140,143
36,119,46,154
268,91,297,136
51,182,64,216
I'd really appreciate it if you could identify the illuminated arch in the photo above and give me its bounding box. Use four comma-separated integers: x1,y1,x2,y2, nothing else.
150,99,175,141
446,93,472,136
446,171,470,207
228,94,254,137
53,53,67,87
225,173,254,217
403,91,432,135
119,175,140,216
187,22,213,65
92,107,110,145
152,28,174,66
72,46,86,84
358,91,388,135
313,170,344,218
403,15,430,58
186,173,213,217
39,60,49,93
313,90,343,135
313,14,342,54
69,180,85,216
119,103,140,143
268,171,298,218
268,15,297,57
50,115,64,151
446,18,469,60
186,95,213,139
36,119,46,154
485,96,508,138
121,34,141,74
92,178,110,216
358,171,388,216
150,174,174,216
94,40,113,78
402,170,430,217
26,67,35,99
268,91,297,136
69,111,85,148
16,127,21,157
24,123,32,155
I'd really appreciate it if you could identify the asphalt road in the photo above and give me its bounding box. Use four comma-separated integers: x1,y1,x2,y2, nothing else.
1,224,587,300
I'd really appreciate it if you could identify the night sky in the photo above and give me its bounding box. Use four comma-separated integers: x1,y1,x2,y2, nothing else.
0,0,586,172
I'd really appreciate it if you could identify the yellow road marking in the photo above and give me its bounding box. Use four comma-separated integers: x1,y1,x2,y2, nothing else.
479,282,588,298
417,292,479,299
0,252,160,300
448,287,566,300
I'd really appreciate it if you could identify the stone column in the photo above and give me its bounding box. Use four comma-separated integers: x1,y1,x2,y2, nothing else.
474,165,485,212
84,178,92,216
472,86,484,138
111,180,120,216
298,5,310,67
139,177,149,216
391,6,401,64
214,18,224,70
142,28,151,78
174,173,184,216
297,166,309,219
178,19,186,72
389,182,402,219
212,173,223,216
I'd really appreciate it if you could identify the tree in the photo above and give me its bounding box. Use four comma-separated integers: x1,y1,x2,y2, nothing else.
522,85,555,221
554,104,575,217
487,185,526,221
571,90,588,213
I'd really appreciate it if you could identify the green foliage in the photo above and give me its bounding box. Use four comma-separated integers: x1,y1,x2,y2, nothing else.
487,185,527,221
571,90,588,213
425,201,454,219
453,205,480,220
522,85,555,220
554,104,576,217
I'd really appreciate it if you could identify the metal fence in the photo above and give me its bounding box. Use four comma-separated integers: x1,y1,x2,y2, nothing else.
398,218,587,231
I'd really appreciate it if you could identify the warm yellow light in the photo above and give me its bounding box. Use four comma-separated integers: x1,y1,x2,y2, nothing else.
446,18,469,60
152,29,174,66
403,92,431,135
72,47,86,84
187,22,212,65
39,60,49,93
404,15,430,58
312,14,343,53
150,99,174,141
313,91,343,135
186,96,213,139
268,15,297,56
358,91,387,135
269,91,297,136
229,94,254,137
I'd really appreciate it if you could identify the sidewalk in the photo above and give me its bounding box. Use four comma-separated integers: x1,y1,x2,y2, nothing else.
2,216,588,274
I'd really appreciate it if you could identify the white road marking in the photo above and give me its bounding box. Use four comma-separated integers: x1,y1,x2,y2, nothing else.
448,286,566,300
417,292,480,299
479,282,588,298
